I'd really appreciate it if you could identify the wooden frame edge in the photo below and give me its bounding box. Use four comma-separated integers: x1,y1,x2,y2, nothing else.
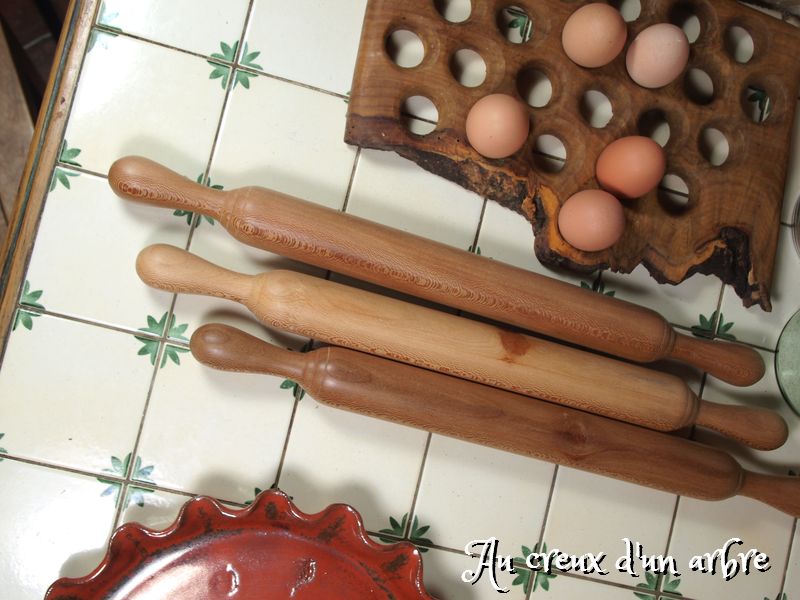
0,0,100,355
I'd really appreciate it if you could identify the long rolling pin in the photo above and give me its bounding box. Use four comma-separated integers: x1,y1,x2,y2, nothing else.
191,323,799,517
109,156,764,387
137,244,787,450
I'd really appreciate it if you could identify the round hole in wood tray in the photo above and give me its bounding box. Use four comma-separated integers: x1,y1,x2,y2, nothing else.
725,25,755,63
684,68,715,104
742,85,772,123
386,30,424,68
699,127,730,166
401,96,438,135
434,0,471,23
580,90,613,128
517,67,552,107
637,109,671,146
533,134,567,173
450,48,486,87
669,3,702,44
608,0,641,22
658,173,691,214
497,5,533,44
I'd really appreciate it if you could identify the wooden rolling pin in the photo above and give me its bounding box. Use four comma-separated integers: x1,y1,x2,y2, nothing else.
137,244,787,450
191,323,799,517
109,156,765,387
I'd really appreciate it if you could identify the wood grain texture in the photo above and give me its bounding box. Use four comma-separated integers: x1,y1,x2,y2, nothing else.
137,243,787,450
0,0,99,358
0,26,34,239
109,156,766,387
190,323,800,516
345,0,800,310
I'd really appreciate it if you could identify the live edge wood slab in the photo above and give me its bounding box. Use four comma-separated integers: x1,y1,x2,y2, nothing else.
344,0,800,310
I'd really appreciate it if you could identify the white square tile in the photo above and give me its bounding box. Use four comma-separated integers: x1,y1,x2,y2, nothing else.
519,573,654,600
64,33,227,177
666,495,792,600
543,467,677,586
245,0,367,95
421,547,527,599
347,150,484,249
718,225,799,349
278,396,428,531
0,314,153,473
210,75,357,209
784,525,800,599
0,460,116,600
476,200,590,286
118,488,196,531
176,222,324,350
414,435,554,553
97,0,250,57
135,349,296,503
602,265,723,331
25,172,187,331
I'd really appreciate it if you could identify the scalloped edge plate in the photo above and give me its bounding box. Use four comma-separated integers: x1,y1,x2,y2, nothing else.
45,489,435,599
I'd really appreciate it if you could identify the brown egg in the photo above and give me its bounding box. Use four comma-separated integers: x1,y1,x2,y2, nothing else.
596,136,666,198
626,24,689,88
562,3,627,68
558,190,625,252
465,93,530,159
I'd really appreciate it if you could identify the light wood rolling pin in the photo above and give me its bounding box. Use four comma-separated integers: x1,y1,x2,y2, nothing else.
191,323,800,517
109,156,765,387
137,244,787,450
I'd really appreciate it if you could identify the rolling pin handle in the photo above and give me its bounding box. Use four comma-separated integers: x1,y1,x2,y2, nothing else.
739,471,800,517
136,244,253,303
669,332,765,387
191,323,307,382
108,156,226,219
695,401,788,451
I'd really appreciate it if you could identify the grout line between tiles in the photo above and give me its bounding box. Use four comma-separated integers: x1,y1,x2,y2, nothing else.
89,25,349,101
339,147,362,214
271,392,302,489
406,433,433,538
658,494,684,596
778,518,798,597
525,465,560,599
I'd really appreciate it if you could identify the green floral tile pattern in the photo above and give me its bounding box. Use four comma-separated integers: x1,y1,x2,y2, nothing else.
512,542,557,593
378,513,433,552
98,453,156,508
764,594,788,600
50,167,79,191
58,140,82,167
748,87,772,122
13,280,45,331
135,312,190,368
580,274,615,297
633,571,682,599
280,379,306,400
208,41,263,89
504,6,533,43
691,310,736,341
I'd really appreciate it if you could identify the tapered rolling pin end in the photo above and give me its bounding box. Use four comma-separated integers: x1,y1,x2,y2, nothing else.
136,244,252,302
670,332,765,387
109,156,225,217
739,471,800,517
191,323,305,381
696,401,789,451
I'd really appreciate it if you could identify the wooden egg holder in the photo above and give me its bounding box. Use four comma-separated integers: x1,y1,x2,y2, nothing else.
344,0,800,310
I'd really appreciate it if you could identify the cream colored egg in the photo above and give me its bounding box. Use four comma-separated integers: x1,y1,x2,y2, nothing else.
558,190,625,252
626,23,690,88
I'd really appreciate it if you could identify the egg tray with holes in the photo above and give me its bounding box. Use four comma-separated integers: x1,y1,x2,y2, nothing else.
344,0,800,311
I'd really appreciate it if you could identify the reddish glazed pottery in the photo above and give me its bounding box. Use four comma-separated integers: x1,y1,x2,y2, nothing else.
46,490,435,599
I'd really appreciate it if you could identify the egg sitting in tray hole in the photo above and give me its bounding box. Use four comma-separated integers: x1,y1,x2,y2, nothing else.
626,24,690,88
466,93,530,159
596,136,666,199
561,2,627,68
558,190,626,252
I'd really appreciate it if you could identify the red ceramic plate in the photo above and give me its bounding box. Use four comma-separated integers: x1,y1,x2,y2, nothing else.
46,490,435,599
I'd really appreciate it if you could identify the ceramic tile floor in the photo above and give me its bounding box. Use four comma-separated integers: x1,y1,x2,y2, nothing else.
1,1,799,599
